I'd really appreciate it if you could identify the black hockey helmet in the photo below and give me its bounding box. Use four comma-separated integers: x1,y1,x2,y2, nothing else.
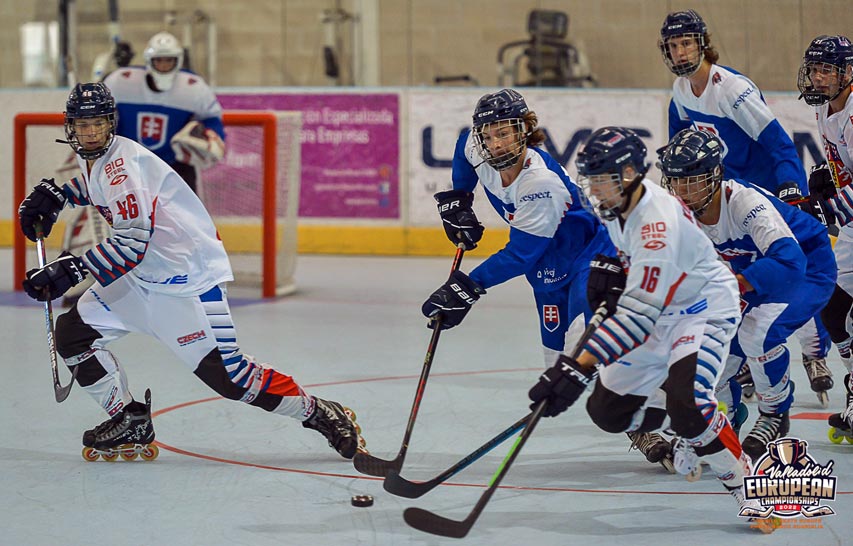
658,129,724,215
471,89,531,171
659,10,708,77
64,82,117,160
798,35,853,106
576,127,648,220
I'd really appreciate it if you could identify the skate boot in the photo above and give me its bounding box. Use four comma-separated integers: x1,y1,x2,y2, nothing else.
735,365,755,401
741,411,790,460
302,397,364,459
671,436,702,481
803,355,833,408
828,374,853,444
627,431,675,473
82,389,158,462
722,454,781,534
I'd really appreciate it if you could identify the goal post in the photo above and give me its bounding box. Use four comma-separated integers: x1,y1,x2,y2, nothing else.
12,110,302,298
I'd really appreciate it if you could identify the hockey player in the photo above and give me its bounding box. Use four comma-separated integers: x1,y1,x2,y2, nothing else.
102,31,225,194
660,9,806,195
526,127,777,533
659,129,837,460
17,83,361,461
419,91,670,467
797,34,853,440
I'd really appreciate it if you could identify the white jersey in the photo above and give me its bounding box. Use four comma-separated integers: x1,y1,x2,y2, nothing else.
63,136,233,296
584,179,740,366
817,91,853,242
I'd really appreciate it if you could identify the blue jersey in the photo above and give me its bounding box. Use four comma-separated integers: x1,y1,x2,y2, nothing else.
103,66,225,165
669,64,806,194
702,179,834,301
451,130,613,292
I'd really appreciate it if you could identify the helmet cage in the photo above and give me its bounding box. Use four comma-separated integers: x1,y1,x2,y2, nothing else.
798,61,853,106
64,83,117,160
661,167,722,215
579,171,633,221
659,33,706,77
472,118,529,171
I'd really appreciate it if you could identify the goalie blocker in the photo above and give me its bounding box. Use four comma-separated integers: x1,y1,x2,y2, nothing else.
170,120,225,170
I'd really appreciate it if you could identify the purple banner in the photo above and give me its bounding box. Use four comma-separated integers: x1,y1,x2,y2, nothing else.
219,93,399,219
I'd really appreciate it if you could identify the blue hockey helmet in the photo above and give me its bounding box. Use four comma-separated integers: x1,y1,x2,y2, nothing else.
471,89,531,170
64,82,117,160
576,127,648,220
658,129,724,215
659,10,708,77
798,35,853,106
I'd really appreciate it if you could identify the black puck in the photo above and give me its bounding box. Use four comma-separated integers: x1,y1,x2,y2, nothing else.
351,494,374,507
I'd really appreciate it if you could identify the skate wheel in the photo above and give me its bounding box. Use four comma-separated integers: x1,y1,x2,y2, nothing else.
817,391,829,409
82,447,100,462
343,407,357,422
101,452,119,462
121,451,138,461
660,457,676,475
357,435,367,451
140,444,159,461
685,466,702,482
828,427,845,444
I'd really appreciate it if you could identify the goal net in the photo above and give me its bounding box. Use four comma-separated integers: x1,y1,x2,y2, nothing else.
13,110,301,298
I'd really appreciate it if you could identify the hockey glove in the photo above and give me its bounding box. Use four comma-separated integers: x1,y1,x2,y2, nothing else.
23,252,88,302
775,181,838,234
435,190,484,250
808,162,837,201
18,178,67,242
528,355,597,418
421,270,485,330
586,254,626,317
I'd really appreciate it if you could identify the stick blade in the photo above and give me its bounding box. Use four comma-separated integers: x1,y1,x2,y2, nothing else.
383,469,434,499
352,451,401,477
54,366,78,403
403,507,472,539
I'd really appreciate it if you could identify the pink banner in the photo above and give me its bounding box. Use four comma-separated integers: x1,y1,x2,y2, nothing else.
219,93,399,219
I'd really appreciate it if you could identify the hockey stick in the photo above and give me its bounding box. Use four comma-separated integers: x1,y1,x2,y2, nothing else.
35,223,78,402
353,244,465,477
403,302,609,538
383,413,528,498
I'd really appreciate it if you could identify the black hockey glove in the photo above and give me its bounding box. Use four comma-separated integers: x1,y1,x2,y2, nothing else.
586,254,626,317
808,162,837,201
528,355,597,418
435,190,484,250
23,252,88,302
776,181,838,234
18,178,67,242
421,270,485,330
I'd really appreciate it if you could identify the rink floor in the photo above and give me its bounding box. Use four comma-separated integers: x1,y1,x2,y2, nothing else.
1,251,851,546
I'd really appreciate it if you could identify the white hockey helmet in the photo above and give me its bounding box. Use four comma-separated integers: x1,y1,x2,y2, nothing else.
144,31,184,91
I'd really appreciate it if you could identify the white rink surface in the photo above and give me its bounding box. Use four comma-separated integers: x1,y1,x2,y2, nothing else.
1,251,851,546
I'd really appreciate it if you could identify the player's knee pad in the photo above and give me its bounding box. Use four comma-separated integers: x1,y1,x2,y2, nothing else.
586,381,647,433
665,356,711,439
55,306,102,359
194,349,247,401
748,345,793,412
822,285,853,343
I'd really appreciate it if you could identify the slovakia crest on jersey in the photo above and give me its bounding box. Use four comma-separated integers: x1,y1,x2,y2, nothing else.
542,305,560,332
137,112,168,150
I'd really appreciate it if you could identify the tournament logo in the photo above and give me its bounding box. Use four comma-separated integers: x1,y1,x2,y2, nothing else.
542,305,560,332
138,112,168,150
742,437,837,522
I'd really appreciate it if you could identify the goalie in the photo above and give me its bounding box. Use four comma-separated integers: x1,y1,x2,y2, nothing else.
61,31,225,306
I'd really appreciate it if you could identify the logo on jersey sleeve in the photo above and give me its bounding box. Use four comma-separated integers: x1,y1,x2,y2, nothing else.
641,222,668,250
542,305,560,332
137,113,168,150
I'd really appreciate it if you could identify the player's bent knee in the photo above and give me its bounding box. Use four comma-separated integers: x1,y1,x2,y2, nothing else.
193,349,248,401
665,356,710,438
55,307,102,359
586,381,645,433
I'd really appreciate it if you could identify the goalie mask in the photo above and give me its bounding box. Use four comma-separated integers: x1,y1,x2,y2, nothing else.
471,89,532,171
658,129,723,216
144,31,184,91
576,127,649,221
64,82,117,160
798,35,853,106
659,10,708,77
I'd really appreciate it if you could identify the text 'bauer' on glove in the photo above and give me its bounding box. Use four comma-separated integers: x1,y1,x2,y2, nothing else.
528,354,597,418
434,189,484,251
18,178,67,242
421,270,486,330
23,252,88,302
586,254,626,317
